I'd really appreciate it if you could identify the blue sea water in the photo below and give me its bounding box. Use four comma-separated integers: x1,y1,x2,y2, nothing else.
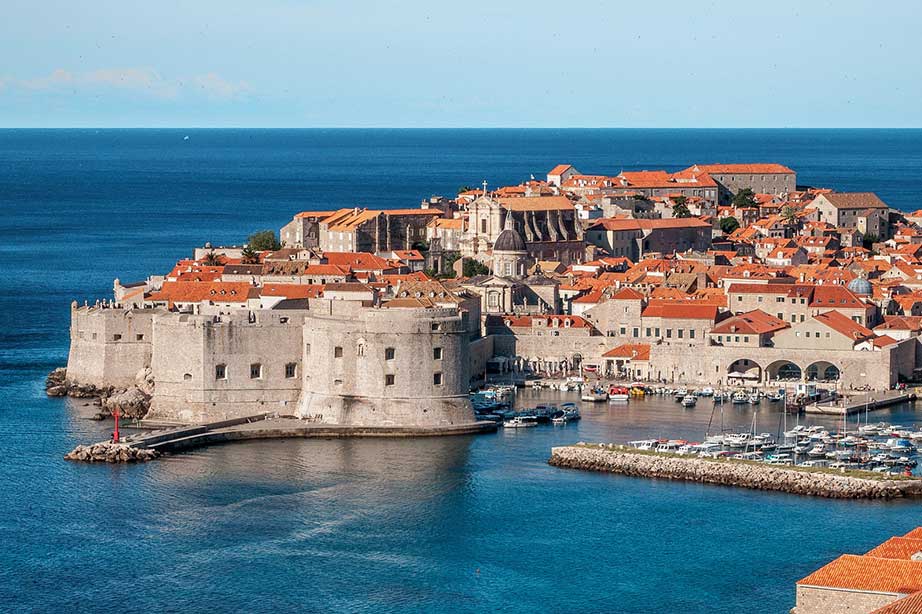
2,129,922,613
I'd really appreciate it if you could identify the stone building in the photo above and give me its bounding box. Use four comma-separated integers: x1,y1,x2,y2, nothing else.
682,163,796,204
810,192,890,239
280,211,337,248
585,217,713,260
460,196,584,265
316,208,442,253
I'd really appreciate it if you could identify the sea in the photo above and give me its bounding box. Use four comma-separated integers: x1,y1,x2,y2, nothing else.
2,129,922,613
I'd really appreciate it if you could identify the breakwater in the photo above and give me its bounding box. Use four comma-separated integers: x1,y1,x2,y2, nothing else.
548,444,922,499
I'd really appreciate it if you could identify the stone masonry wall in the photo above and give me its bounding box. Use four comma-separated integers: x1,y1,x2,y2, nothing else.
66,305,154,388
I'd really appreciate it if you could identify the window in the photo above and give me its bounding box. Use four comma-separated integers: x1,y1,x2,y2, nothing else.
433,347,442,360
183,373,192,381
431,323,441,331
334,346,343,358
666,329,672,338
385,347,396,360
385,374,395,386
113,334,122,341
805,331,811,338
136,334,144,341
737,296,743,302
306,343,311,355
215,364,227,380
744,336,749,343
645,327,652,337
433,372,442,386
655,328,660,337
734,336,740,342
285,363,297,378
481,219,487,233
250,363,262,379
757,296,762,303
632,327,639,338
619,326,627,336
689,330,696,339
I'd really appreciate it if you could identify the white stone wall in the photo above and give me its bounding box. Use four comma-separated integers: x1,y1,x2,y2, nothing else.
66,305,154,388
298,300,476,426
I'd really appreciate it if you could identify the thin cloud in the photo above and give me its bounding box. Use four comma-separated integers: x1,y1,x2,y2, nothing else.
10,68,248,101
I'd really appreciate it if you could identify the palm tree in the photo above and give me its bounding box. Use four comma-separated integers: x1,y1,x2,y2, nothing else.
203,251,223,266
241,246,259,264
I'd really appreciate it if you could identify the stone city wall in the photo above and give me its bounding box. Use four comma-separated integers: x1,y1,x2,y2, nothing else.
66,305,154,388
147,310,306,423
793,586,898,614
297,299,476,427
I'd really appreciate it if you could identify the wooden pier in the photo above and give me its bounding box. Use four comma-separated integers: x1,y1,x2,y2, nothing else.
804,390,917,415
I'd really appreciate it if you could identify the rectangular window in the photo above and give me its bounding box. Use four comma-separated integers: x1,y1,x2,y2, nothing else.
620,326,626,336
385,347,395,360
334,346,343,358
734,336,740,342
645,327,651,337
678,329,684,338
632,327,639,338
113,334,122,341
136,334,144,341
215,364,227,380
744,336,749,343
250,363,262,379
433,347,442,360
305,343,311,355
385,374,395,386
689,330,696,339
666,329,672,338
433,372,442,386
655,328,660,337
285,363,297,378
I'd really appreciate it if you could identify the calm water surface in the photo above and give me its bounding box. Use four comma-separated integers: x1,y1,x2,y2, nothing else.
2,129,922,613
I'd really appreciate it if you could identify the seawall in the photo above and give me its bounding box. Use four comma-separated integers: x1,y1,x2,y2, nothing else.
548,444,922,499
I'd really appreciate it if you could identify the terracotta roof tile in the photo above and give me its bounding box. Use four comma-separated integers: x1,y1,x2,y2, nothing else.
797,554,922,594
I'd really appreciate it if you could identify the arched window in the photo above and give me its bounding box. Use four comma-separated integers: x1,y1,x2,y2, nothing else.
183,373,192,381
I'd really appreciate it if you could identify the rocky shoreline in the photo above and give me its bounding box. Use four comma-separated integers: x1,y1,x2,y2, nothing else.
64,442,159,463
549,444,922,499
45,367,153,420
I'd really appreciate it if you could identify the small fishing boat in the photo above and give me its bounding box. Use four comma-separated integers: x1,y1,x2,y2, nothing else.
504,416,538,428
681,394,697,408
731,391,749,405
699,386,715,397
747,393,761,405
608,386,630,402
581,388,609,402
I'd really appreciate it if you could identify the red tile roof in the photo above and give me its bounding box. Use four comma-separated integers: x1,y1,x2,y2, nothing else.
869,591,922,614
260,283,324,299
548,164,573,175
641,301,719,320
797,554,922,594
865,537,922,561
602,343,651,360
689,163,795,175
813,310,874,340
710,309,789,335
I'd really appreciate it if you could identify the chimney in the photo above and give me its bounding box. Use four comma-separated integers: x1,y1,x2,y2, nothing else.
912,551,922,562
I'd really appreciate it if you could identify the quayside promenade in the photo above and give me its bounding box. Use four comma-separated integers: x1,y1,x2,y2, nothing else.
549,443,922,499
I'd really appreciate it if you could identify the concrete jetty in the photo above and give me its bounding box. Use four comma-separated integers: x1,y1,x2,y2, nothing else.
65,413,497,461
804,389,916,415
548,444,922,499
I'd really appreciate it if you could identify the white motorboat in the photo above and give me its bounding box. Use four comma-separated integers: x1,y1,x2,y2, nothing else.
731,391,749,404
504,416,538,428
699,387,715,397
681,394,697,407
581,390,609,402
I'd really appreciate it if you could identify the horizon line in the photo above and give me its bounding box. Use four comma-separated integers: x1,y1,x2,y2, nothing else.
2,126,922,131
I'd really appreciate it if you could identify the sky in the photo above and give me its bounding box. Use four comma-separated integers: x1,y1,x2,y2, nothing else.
0,0,920,128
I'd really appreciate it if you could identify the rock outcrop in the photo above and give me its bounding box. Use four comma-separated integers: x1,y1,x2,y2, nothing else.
64,442,159,463
549,444,922,500
46,367,154,420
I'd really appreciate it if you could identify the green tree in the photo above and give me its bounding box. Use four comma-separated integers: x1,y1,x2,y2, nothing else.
202,251,223,266
780,205,798,224
672,203,692,218
732,188,758,208
719,216,740,234
241,245,260,264
458,185,474,194
462,258,490,277
247,230,281,251
861,233,879,250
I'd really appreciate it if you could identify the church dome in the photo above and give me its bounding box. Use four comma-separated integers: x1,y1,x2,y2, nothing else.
493,227,527,252
847,277,872,295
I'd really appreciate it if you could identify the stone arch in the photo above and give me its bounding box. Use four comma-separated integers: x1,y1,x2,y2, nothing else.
766,360,802,382
806,361,840,382
727,358,762,383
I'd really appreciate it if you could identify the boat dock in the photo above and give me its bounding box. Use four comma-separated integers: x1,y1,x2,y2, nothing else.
804,390,917,415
